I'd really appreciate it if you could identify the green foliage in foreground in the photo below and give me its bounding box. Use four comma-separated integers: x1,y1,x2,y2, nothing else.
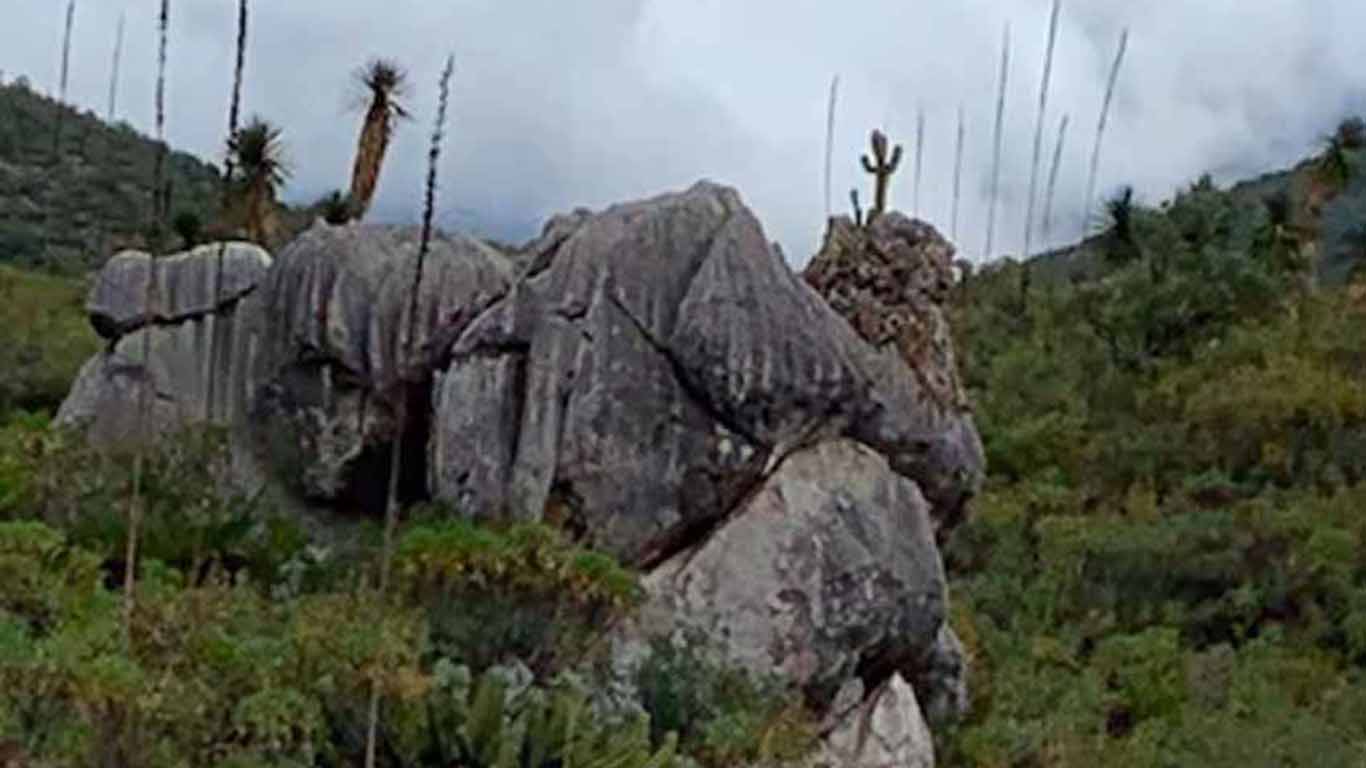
943,173,1366,766
0,422,815,767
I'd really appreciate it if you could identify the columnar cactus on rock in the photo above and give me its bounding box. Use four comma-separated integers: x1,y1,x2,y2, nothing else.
861,129,903,222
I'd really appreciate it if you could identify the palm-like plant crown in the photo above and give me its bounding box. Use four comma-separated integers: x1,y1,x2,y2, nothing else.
228,116,289,244
347,58,410,220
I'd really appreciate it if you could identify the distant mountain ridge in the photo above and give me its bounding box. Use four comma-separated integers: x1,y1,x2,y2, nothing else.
0,76,224,274
1012,135,1366,287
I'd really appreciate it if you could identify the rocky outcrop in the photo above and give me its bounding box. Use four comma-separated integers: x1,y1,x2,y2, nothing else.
57,242,272,443
806,214,967,412
433,184,982,563
805,213,979,535
58,183,983,766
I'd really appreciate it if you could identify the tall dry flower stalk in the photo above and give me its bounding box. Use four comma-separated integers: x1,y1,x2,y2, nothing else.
952,104,965,243
1023,0,1062,263
129,0,171,646
1082,28,1129,239
984,22,1011,260
207,0,250,422
1042,113,1070,250
824,75,840,219
107,12,125,121
914,107,926,218
52,0,76,158
364,52,456,768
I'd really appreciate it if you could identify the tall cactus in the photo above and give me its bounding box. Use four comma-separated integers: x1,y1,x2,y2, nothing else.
861,128,903,222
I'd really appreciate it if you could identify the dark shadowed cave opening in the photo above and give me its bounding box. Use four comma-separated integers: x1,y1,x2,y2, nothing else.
339,378,434,518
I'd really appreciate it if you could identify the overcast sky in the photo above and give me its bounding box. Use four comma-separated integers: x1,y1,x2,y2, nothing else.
4,0,1365,266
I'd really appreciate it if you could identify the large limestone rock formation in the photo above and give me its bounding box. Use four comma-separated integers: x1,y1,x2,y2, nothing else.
57,182,983,766
434,185,981,564
249,223,516,505
58,242,272,443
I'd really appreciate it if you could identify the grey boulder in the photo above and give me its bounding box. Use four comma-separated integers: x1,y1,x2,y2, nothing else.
639,439,946,707
57,242,272,442
432,182,983,564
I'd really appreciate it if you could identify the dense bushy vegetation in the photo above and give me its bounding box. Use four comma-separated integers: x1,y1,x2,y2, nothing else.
0,419,815,767
942,148,1366,766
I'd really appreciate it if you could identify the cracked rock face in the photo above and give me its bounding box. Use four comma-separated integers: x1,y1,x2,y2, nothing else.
639,439,945,707
58,183,982,765
434,182,983,564
250,222,515,503
57,242,273,441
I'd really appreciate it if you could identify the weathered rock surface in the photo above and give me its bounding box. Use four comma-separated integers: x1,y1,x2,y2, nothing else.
250,222,516,503
88,242,271,339
806,214,964,408
814,674,936,768
433,183,983,563
57,242,273,441
805,213,981,536
639,439,945,706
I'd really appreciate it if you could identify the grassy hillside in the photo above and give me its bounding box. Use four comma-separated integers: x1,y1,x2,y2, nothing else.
942,161,1366,765
1026,119,1366,288
0,264,98,419
0,78,223,273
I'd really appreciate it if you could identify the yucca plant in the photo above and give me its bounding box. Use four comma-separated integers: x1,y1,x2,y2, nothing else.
347,58,411,220
227,116,290,245
1103,185,1139,266
420,665,678,768
1315,132,1356,191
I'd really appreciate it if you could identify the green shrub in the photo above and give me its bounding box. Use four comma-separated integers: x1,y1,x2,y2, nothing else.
394,516,641,676
633,633,818,768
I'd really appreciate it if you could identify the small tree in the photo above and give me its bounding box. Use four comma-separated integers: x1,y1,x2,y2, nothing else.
1335,116,1365,151
172,211,202,249
1104,185,1139,265
1315,125,1358,191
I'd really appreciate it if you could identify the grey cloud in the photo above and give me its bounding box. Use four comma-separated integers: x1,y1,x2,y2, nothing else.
4,0,1365,266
